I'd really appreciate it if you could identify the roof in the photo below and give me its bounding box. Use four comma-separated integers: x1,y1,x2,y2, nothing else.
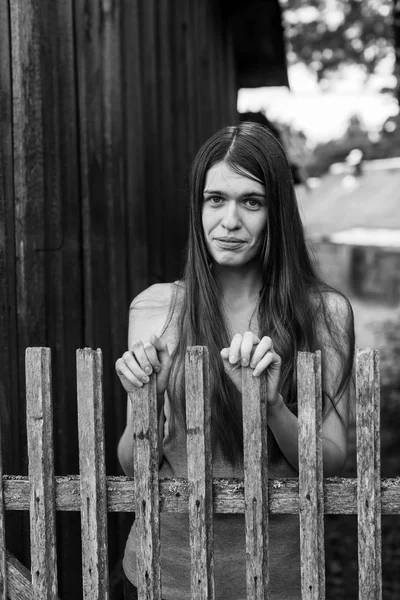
225,0,289,88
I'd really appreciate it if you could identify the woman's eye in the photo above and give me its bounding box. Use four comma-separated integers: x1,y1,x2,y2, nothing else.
207,196,223,205
244,198,261,209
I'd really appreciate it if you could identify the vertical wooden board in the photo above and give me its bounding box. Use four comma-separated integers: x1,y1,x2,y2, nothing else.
100,0,129,475
167,0,193,279
209,4,227,128
242,367,269,600
102,0,126,356
0,7,27,575
223,25,238,123
76,349,109,599
139,0,164,283
25,348,58,598
0,379,7,598
297,351,325,600
130,376,161,600
157,1,179,280
73,0,101,347
10,0,47,480
122,0,149,297
356,349,381,600
40,0,83,473
10,0,47,337
39,2,84,597
185,347,215,600
193,0,217,141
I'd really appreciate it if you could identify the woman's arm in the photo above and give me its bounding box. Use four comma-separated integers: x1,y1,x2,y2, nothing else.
116,284,174,476
268,291,354,475
221,292,354,476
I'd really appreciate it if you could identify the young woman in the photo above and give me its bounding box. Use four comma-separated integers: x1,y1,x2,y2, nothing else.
115,122,355,600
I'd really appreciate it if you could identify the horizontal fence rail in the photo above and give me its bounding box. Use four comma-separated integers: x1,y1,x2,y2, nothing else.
0,347,389,600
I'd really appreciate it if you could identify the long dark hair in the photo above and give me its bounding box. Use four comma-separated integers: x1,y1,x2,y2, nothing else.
169,122,354,466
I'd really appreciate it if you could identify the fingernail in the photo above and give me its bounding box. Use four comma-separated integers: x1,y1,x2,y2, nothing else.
142,375,149,383
229,355,237,364
154,366,160,373
145,367,152,375
241,358,248,367
253,370,259,377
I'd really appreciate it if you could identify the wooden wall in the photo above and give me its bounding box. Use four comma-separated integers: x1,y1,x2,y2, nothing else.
0,0,237,595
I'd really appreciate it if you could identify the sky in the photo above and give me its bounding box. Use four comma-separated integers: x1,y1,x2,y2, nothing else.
237,62,399,144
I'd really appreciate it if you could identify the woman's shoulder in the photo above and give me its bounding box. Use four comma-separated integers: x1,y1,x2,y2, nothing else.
130,281,184,311
310,287,353,321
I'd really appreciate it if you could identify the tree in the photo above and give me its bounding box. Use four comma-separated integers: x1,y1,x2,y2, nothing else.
282,0,394,84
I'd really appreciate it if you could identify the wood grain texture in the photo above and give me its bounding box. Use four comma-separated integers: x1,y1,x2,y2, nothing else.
185,347,215,600
25,348,58,598
0,0,20,482
356,349,382,600
5,550,63,600
242,367,269,600
122,0,148,296
130,375,161,599
0,376,7,597
3,475,400,514
6,551,31,600
298,352,325,600
76,349,109,599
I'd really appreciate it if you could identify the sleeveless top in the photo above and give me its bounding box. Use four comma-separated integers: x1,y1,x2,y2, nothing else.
123,282,301,600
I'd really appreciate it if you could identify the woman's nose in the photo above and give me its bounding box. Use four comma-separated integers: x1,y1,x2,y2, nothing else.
221,201,241,229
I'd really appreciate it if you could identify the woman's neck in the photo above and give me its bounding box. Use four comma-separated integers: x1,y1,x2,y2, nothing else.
213,263,262,307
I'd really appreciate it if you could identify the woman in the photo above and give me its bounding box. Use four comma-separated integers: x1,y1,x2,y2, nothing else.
115,122,355,599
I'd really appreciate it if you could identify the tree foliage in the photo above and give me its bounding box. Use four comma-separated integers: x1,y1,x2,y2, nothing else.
282,0,394,82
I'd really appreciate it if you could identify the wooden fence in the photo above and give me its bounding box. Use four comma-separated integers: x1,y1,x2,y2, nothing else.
0,345,394,599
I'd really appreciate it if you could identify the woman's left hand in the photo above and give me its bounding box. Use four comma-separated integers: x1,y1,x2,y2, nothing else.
220,331,282,404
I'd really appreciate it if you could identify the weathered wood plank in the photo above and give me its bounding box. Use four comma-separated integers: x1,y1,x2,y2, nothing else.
122,0,148,295
356,349,381,600
0,0,20,483
0,374,7,598
25,348,58,598
242,367,269,600
298,351,325,600
76,349,109,599
6,551,31,600
3,475,400,514
130,375,161,599
5,550,62,600
185,347,215,600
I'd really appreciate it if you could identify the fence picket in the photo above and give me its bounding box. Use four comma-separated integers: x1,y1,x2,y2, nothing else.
242,367,269,600
185,347,215,600
297,351,325,600
25,348,58,599
356,348,382,600
130,374,161,600
76,349,109,599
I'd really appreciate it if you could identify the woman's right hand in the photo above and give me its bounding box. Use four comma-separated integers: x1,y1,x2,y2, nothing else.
115,334,172,397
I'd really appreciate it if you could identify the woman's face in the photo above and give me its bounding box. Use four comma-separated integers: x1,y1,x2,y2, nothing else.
202,161,268,268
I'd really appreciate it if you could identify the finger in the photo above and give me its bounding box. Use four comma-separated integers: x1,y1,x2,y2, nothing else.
121,351,150,383
253,351,281,377
250,336,273,368
142,340,162,373
150,334,171,365
115,358,145,389
130,341,153,375
229,334,243,364
220,347,230,361
240,331,260,366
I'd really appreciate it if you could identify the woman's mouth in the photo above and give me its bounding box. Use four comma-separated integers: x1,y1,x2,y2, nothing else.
213,237,246,250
